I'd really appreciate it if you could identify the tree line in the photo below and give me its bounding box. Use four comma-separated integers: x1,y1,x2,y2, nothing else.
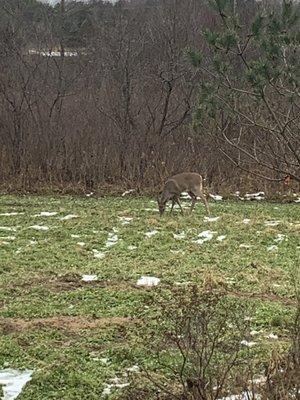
0,0,299,192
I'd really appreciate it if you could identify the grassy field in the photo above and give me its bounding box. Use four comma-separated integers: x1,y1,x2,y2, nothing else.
0,194,299,399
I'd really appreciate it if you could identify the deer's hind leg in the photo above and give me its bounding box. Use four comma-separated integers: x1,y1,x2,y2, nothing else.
190,187,210,215
188,191,197,213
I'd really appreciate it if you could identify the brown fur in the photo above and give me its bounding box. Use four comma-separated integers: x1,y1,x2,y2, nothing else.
157,172,210,215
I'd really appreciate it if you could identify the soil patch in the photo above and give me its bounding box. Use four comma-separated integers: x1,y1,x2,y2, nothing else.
0,316,135,334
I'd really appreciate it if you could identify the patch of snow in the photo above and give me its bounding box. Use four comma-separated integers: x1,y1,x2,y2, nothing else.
118,217,133,225
180,192,190,199
82,274,98,282
29,49,80,57
170,249,185,254
136,276,160,287
204,216,220,222
0,236,16,241
127,245,137,250
245,191,265,201
173,231,186,240
252,376,266,385
193,230,216,244
71,234,81,238
218,392,259,400
209,194,223,201
267,245,278,252
92,249,106,259
0,369,33,400
274,234,285,243
29,225,49,231
35,211,58,217
0,212,23,216
239,244,252,249
102,377,130,397
174,281,192,286
105,232,119,247
0,227,17,232
85,192,94,197
122,189,135,197
266,333,278,340
240,340,257,347
126,365,140,373
60,214,78,221
144,208,159,212
99,358,109,364
242,219,251,224
145,230,159,238
217,235,226,242
28,240,37,245
77,242,85,247
264,220,280,227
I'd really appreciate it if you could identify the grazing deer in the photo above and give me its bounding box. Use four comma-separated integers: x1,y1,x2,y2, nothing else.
157,172,210,216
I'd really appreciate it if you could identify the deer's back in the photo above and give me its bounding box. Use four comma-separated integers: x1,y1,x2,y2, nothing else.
165,172,202,193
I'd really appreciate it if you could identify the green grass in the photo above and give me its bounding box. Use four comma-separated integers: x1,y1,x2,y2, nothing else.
0,195,299,399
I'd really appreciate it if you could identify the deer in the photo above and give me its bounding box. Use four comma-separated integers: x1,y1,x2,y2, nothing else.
157,172,210,216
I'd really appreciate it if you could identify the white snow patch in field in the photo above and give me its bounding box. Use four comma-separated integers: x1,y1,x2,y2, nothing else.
274,234,285,243
126,365,140,373
118,216,133,225
239,244,252,249
102,378,130,396
145,230,159,238
82,274,98,282
0,236,16,241
217,235,227,242
35,211,58,217
0,212,23,216
122,189,135,197
173,231,186,240
105,232,119,247
267,245,278,252
242,219,251,224
193,230,216,244
0,226,17,232
77,242,85,247
180,192,190,199
264,220,280,227
144,208,159,212
99,358,109,364
0,241,9,245
136,276,160,287
266,333,278,340
209,194,223,201
175,281,192,286
218,393,259,400
127,245,137,250
245,191,265,200
250,330,260,336
240,340,257,347
71,234,81,238
85,192,94,197
204,216,220,222
29,225,49,231
171,249,185,254
92,249,106,259
60,214,78,221
0,369,33,400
